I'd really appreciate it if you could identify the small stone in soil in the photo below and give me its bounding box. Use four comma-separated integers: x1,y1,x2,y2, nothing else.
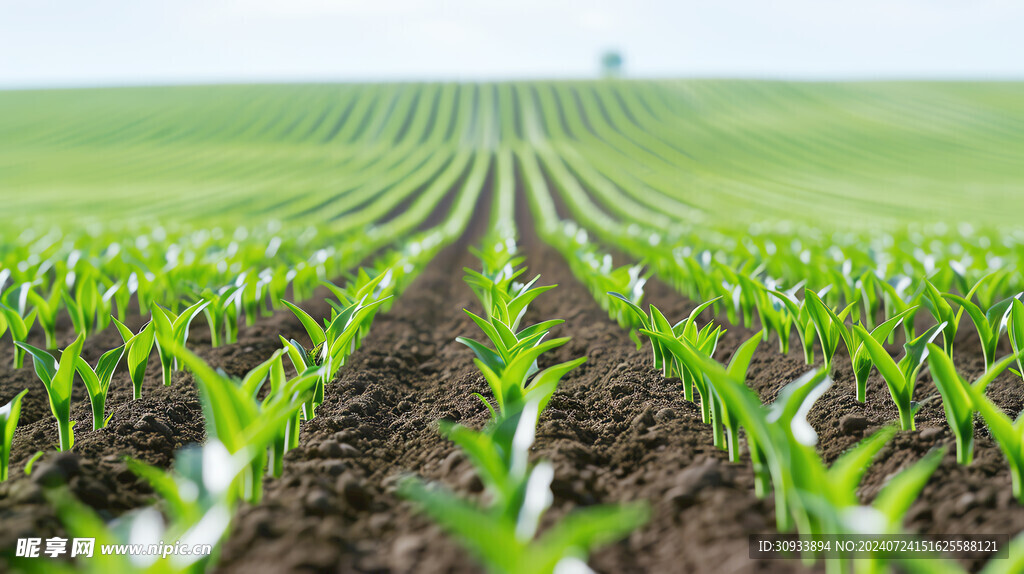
654,408,677,423
839,414,869,435
318,440,344,458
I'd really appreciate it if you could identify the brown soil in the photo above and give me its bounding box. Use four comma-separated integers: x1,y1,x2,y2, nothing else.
2,221,1023,574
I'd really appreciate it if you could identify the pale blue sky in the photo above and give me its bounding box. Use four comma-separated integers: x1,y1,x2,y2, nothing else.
2,0,1022,87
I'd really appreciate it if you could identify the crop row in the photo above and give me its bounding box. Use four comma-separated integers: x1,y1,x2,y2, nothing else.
0,148,490,572
400,230,647,573
513,128,1024,571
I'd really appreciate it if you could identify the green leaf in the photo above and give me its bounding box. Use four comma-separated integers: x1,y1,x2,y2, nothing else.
282,300,326,346
15,341,57,386
727,331,762,381
853,324,905,394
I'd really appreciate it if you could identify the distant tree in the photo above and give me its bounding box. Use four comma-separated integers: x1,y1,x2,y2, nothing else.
601,51,623,77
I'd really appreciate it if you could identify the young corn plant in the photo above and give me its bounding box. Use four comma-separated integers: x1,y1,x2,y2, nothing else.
27,282,63,349
961,376,1024,502
1011,299,1024,378
1,389,29,481
238,270,272,326
112,318,157,399
168,342,321,503
943,292,1019,372
803,289,857,373
199,284,244,347
457,307,585,421
281,291,392,419
608,292,720,382
737,274,795,354
152,300,210,387
260,351,306,477
0,302,37,368
853,322,945,430
28,440,253,574
62,272,111,339
768,288,818,365
645,331,833,536
919,276,990,358
926,344,1022,464
818,445,945,574
74,344,126,430
849,308,917,403
669,338,938,574
16,334,85,451
874,275,921,343
399,399,648,574
662,331,763,463
609,294,724,418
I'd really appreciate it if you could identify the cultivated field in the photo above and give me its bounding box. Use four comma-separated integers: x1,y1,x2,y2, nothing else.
1,81,1024,573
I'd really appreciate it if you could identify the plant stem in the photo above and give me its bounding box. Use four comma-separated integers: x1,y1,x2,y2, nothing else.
898,407,915,431
57,418,73,452
162,361,173,387
269,434,285,478
698,393,711,425
91,397,106,430
749,439,770,499
803,341,814,366
286,414,301,450
956,436,973,466
1012,464,1023,504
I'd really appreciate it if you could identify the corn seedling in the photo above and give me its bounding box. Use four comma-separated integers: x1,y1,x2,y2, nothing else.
628,301,727,447
281,291,392,419
0,302,37,368
919,276,990,358
768,288,818,365
853,323,946,430
742,277,795,354
647,330,833,536
1,389,29,481
152,299,210,386
611,295,724,412
943,292,1018,372
259,351,304,477
74,344,126,429
399,399,648,574
112,317,157,399
850,308,917,403
16,334,85,451
458,314,585,420
668,331,763,464
238,270,272,326
874,275,921,343
1011,299,1024,378
62,271,110,339
926,344,1022,464
803,289,857,373
168,342,321,502
816,445,945,573
27,440,252,574
962,376,1024,501
608,292,720,380
26,283,63,349
199,284,244,347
